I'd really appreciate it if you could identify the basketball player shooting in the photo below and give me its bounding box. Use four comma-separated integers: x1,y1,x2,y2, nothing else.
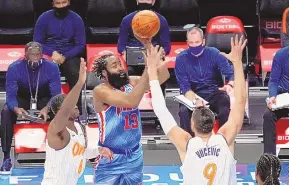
41,59,113,185
91,45,169,185
148,35,247,185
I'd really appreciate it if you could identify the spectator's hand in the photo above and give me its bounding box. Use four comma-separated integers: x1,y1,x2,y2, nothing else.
220,35,247,64
52,51,63,64
13,107,28,119
98,147,114,161
219,84,233,94
267,97,276,110
135,35,152,50
38,107,48,121
59,56,66,64
77,58,87,85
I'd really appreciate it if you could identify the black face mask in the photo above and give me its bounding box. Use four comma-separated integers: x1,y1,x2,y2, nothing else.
54,6,69,19
27,59,42,70
137,3,153,10
107,70,129,90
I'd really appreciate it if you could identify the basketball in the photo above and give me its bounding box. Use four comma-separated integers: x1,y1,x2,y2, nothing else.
131,10,160,39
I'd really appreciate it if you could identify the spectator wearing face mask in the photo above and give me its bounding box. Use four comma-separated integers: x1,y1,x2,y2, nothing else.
118,0,170,56
33,0,85,113
117,0,170,63
0,42,61,174
174,27,234,137
117,0,170,99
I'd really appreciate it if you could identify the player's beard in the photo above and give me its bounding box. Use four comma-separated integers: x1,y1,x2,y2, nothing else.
107,70,129,90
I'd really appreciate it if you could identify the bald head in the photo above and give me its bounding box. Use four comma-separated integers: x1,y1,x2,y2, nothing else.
186,27,205,48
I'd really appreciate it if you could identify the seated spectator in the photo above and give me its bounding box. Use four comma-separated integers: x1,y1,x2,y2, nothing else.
118,0,170,96
0,42,61,174
174,27,234,137
33,0,85,113
263,46,289,155
117,0,171,75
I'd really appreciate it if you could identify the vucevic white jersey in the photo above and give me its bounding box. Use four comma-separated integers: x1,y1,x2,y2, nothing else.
41,122,86,185
181,134,237,185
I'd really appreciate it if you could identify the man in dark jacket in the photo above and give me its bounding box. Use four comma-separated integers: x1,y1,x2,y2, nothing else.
0,42,61,174
33,0,85,112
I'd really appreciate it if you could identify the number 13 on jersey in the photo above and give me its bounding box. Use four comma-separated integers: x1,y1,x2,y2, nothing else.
124,113,139,130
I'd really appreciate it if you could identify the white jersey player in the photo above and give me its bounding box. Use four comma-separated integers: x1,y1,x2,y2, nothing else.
146,35,247,185
41,59,113,185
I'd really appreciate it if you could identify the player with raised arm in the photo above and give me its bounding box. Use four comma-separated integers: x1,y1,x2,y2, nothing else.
148,35,247,185
41,59,113,185
92,46,169,184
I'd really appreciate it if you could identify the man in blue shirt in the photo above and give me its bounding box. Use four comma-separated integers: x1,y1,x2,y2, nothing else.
0,42,61,174
117,0,170,74
33,0,85,113
263,46,289,155
175,27,234,136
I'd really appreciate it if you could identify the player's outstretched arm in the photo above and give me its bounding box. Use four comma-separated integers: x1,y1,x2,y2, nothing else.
49,59,87,135
218,35,247,146
147,45,192,162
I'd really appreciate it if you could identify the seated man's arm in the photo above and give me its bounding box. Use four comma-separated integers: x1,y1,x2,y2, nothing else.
93,71,149,111
174,55,197,100
215,49,234,85
33,13,54,56
268,52,283,98
6,65,19,111
117,18,129,54
63,16,86,59
159,17,171,55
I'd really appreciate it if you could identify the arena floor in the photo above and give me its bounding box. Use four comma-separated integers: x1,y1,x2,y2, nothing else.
0,90,288,185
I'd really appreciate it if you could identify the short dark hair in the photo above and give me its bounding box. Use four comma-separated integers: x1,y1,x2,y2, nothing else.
49,94,66,115
92,54,114,79
191,107,215,134
256,153,281,185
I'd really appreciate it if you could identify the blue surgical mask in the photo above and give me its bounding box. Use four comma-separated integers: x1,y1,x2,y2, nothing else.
188,45,205,56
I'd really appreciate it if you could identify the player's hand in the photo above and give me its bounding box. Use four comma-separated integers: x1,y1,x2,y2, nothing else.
77,58,87,85
13,107,28,119
38,107,48,121
267,97,276,109
219,84,233,94
220,35,247,65
98,147,114,161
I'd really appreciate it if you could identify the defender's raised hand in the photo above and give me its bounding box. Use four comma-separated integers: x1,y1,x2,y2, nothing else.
78,58,87,85
220,35,247,64
144,45,162,69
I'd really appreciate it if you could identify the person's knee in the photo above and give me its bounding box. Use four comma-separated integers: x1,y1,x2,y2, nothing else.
263,109,275,120
179,104,190,116
1,104,12,118
263,109,276,129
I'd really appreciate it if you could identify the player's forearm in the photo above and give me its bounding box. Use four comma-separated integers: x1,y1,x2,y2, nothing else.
157,63,170,84
149,80,177,135
127,70,149,107
233,62,246,104
53,82,83,129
